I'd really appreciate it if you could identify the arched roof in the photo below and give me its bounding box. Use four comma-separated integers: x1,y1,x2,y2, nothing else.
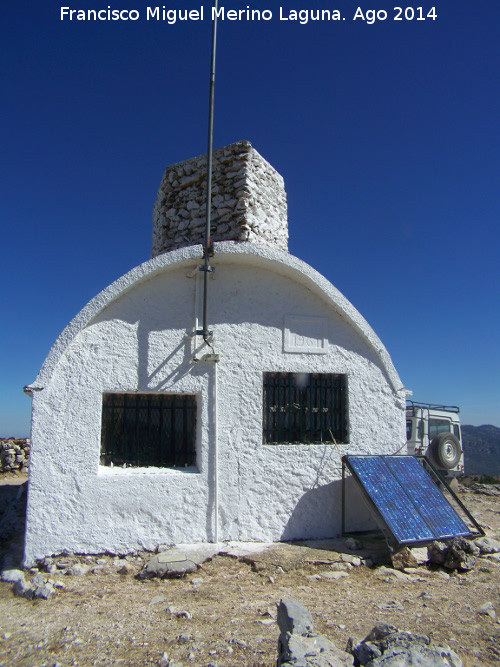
26,241,408,395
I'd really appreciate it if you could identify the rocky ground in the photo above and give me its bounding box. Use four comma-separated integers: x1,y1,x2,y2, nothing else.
1,473,499,667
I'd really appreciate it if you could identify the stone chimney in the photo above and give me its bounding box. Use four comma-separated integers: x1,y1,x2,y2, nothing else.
152,140,288,257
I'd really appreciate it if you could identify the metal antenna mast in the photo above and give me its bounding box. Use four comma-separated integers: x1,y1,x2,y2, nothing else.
201,0,218,344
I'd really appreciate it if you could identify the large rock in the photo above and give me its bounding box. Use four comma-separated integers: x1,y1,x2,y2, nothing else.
277,598,314,638
428,537,479,571
474,537,500,554
283,633,353,667
391,547,418,570
276,598,353,667
12,572,56,600
444,536,480,571
369,644,462,666
427,541,447,566
349,624,462,667
138,549,199,579
1,568,26,583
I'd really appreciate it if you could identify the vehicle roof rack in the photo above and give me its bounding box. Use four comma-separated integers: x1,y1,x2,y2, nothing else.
406,400,460,414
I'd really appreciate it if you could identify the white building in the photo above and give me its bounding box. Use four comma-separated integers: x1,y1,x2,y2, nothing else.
23,141,408,565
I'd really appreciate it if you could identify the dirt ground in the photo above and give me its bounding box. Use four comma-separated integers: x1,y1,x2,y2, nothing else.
1,474,499,667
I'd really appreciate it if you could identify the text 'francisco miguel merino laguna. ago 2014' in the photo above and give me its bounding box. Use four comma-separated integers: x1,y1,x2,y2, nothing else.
60,6,438,24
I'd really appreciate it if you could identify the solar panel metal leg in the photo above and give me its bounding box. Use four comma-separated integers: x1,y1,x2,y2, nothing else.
341,458,346,537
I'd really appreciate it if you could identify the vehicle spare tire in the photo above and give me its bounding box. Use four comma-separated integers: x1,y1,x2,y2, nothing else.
429,433,462,469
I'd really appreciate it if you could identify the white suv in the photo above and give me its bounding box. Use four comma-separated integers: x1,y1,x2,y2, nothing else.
406,401,464,479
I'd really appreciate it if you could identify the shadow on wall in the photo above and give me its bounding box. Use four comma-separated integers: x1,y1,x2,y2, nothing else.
137,320,196,391
280,476,377,541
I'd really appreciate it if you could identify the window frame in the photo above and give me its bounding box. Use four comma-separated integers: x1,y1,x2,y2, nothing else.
262,372,348,445
100,392,197,469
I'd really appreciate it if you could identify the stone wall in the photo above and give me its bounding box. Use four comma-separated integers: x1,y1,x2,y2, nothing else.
151,140,288,256
0,439,30,473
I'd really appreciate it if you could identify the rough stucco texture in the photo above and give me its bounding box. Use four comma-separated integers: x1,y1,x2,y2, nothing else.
24,244,407,564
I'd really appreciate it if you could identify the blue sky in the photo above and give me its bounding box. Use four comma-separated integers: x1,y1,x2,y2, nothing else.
1,1,499,436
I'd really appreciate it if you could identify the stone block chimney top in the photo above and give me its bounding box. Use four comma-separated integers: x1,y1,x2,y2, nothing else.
152,140,288,257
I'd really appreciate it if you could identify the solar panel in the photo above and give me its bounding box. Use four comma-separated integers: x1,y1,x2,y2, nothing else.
343,455,472,546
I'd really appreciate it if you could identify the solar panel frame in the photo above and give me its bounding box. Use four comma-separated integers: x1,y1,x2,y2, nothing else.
342,455,473,547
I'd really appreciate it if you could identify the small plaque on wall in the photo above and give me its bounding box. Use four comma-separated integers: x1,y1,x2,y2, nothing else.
283,315,328,354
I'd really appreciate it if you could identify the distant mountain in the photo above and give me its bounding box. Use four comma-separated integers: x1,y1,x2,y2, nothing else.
462,424,500,475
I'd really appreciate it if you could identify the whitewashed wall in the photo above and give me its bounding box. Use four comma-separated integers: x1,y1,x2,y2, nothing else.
24,242,407,564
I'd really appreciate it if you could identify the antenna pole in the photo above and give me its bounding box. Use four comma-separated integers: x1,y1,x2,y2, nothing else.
202,0,218,343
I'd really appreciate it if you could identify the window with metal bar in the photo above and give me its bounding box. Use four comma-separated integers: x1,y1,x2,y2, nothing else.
100,393,197,468
263,372,348,445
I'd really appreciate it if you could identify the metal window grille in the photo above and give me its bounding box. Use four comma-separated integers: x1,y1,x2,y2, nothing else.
263,372,348,444
100,393,196,468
